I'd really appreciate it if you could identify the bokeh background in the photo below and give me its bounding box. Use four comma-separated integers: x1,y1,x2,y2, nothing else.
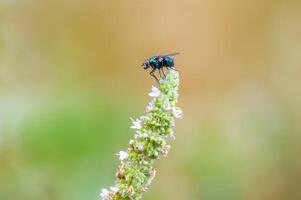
1,1,301,200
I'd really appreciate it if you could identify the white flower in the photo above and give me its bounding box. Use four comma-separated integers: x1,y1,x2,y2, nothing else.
127,185,135,196
137,142,144,151
146,101,155,112
172,107,182,118
169,129,175,140
129,139,135,145
148,86,160,97
130,118,142,130
162,144,171,157
150,168,157,179
140,116,148,121
134,132,148,139
116,151,128,161
110,186,119,193
170,118,176,127
100,189,110,200
163,100,172,110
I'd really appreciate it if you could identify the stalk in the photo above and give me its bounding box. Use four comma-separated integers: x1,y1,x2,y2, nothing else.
100,70,182,200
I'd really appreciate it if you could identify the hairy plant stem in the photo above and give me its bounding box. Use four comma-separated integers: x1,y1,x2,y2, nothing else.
100,70,182,200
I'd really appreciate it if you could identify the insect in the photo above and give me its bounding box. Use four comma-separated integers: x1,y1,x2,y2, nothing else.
141,52,179,82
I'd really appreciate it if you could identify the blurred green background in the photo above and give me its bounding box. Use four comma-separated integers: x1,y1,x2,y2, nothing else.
1,1,301,200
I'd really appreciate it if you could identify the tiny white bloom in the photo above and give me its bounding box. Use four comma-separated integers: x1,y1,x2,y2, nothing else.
137,142,144,151
134,132,148,139
170,118,176,127
146,101,155,112
172,107,182,118
110,186,119,193
127,185,135,196
162,144,171,157
163,100,172,110
100,188,110,200
116,151,128,161
170,129,175,140
148,86,160,97
140,116,148,121
129,139,135,145
130,118,142,130
150,168,157,178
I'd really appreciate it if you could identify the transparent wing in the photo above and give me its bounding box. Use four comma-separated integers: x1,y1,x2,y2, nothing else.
163,52,180,57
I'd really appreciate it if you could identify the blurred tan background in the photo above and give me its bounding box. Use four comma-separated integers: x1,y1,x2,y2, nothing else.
1,0,301,200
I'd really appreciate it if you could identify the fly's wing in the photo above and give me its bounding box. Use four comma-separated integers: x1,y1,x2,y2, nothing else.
163,52,180,57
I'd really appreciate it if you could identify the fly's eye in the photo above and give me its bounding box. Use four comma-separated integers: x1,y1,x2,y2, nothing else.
141,61,147,67
142,61,150,69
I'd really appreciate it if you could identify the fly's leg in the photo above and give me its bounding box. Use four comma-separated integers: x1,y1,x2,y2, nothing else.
168,66,177,71
150,69,159,83
161,68,166,77
158,69,162,78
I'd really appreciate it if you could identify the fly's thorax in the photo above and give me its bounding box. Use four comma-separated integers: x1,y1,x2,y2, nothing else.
148,56,161,69
149,56,158,64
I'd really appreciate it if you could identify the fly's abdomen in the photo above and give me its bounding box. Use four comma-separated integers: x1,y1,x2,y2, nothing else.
164,56,174,67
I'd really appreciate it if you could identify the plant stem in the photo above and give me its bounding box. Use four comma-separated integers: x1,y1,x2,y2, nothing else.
100,70,182,200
